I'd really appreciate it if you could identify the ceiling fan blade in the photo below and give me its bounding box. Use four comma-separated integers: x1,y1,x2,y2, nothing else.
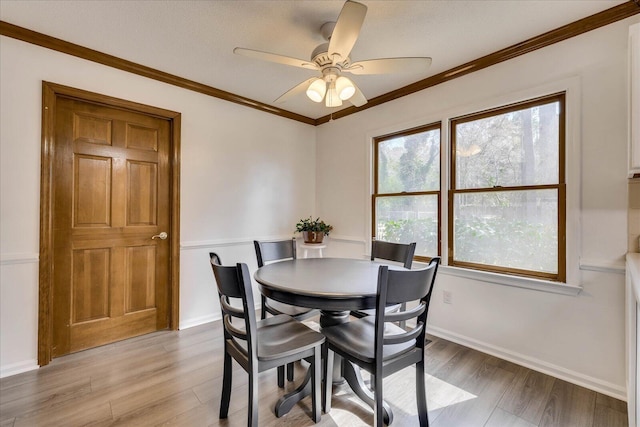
328,1,367,64
234,48,318,70
348,83,367,107
346,57,432,75
274,77,318,104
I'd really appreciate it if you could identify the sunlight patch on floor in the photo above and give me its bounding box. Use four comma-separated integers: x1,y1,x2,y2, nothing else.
324,371,477,425
423,373,477,410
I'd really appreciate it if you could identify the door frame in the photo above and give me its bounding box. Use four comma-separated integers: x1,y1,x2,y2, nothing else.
38,82,181,366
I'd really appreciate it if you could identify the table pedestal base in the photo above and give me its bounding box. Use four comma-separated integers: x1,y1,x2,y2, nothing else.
274,310,393,424
275,361,391,425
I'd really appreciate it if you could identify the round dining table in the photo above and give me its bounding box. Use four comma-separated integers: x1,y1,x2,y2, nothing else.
254,257,405,424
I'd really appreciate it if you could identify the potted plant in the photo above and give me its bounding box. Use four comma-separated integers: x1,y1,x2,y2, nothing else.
295,217,333,244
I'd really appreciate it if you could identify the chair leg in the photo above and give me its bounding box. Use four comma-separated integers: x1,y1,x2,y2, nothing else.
248,368,259,427
219,351,232,418
323,346,334,413
277,365,285,388
287,362,295,381
416,359,429,426
260,295,267,320
399,302,407,330
264,297,288,389
373,373,384,427
311,346,321,423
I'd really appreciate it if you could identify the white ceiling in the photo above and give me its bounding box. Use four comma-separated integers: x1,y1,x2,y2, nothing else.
0,0,627,120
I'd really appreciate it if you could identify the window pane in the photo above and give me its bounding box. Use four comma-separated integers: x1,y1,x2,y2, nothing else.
455,102,559,189
378,128,440,193
375,195,438,258
453,189,557,274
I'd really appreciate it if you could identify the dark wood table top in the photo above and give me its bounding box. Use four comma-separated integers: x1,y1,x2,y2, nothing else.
254,257,404,312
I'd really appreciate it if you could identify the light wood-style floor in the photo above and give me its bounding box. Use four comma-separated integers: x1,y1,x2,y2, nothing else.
0,320,628,427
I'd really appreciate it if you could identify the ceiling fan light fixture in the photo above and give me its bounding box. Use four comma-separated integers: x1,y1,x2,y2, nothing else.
306,78,327,103
335,76,355,100
325,82,342,107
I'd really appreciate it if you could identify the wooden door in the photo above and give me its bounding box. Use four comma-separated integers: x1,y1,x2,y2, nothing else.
50,96,172,357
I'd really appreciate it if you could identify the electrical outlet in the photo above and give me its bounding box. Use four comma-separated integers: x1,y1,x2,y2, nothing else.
443,290,452,304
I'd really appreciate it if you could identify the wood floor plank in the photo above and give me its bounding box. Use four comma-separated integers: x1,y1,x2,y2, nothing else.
12,402,112,427
108,354,219,418
497,366,556,425
484,407,537,427
539,379,596,427
0,321,627,427
6,341,217,425
157,401,220,427
105,390,201,426
431,346,488,388
593,404,629,427
0,376,92,421
593,393,628,427
595,392,628,413
431,357,515,426
427,339,466,362
90,335,220,391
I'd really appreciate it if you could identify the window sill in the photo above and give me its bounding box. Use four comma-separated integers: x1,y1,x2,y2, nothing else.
433,264,582,296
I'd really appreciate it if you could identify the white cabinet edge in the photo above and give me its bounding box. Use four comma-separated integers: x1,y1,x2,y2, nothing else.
629,23,640,176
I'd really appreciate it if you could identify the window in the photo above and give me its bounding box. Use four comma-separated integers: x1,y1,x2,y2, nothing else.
372,124,441,261
449,93,565,281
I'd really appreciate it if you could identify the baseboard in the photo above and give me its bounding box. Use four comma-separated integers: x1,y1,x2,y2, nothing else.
0,359,38,379
427,325,627,401
178,313,220,330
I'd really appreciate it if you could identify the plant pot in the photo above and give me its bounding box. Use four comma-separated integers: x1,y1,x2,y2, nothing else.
302,231,325,244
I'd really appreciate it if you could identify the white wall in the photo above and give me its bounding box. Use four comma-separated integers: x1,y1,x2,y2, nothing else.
2,15,638,401
0,36,316,377
316,16,639,399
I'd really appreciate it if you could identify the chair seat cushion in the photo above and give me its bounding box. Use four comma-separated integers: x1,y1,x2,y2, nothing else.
351,303,401,318
265,299,316,318
256,315,325,361
322,317,414,364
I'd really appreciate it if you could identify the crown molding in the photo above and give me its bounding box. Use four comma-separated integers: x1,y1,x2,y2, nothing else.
314,0,640,125
1,1,638,127
0,20,315,125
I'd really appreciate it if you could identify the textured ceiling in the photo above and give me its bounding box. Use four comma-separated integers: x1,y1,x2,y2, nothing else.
0,0,628,119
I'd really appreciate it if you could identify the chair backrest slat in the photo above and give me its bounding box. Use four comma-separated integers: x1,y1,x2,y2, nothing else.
254,239,296,267
371,240,416,269
219,295,245,319
223,315,249,341
383,322,425,345
383,303,425,323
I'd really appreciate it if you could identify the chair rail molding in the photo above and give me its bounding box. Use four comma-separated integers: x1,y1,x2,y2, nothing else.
579,257,626,275
180,235,294,250
0,253,39,266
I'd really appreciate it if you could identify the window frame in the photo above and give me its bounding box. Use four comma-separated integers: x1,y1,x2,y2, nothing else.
372,122,442,263
448,92,567,282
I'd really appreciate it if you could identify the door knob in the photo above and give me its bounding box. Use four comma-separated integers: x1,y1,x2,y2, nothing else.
152,231,168,240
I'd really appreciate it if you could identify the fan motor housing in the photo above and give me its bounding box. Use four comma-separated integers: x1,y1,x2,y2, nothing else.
311,42,351,70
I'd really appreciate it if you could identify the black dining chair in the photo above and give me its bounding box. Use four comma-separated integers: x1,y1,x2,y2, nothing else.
254,239,319,385
209,253,324,427
323,257,440,427
351,240,417,328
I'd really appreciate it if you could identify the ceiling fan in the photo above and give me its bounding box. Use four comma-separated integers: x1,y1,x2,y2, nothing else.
234,0,432,108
